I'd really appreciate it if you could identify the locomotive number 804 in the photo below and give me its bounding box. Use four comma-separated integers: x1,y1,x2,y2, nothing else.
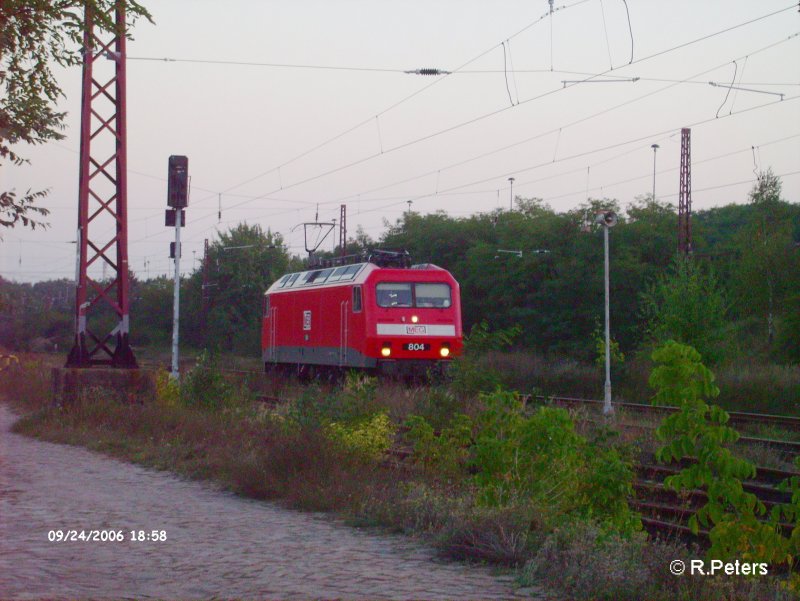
261,260,463,378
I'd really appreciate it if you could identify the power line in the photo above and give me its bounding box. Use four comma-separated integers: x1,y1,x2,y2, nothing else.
187,0,593,203
316,32,798,210
410,95,800,202
194,6,797,223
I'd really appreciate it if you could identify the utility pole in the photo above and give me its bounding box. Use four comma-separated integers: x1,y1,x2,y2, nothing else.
678,128,692,255
508,177,515,211
339,204,347,258
202,238,210,311
650,143,659,201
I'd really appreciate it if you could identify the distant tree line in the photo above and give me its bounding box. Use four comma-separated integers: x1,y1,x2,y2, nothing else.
1,172,798,365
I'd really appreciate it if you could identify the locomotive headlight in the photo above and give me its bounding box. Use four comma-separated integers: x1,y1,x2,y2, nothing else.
440,345,450,358
411,315,419,323
381,344,392,357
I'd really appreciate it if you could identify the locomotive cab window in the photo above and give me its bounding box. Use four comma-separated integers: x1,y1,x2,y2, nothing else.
376,282,451,308
376,283,412,307
415,283,451,308
353,286,362,313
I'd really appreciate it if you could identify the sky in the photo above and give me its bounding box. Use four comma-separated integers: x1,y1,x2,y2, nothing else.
1,0,799,283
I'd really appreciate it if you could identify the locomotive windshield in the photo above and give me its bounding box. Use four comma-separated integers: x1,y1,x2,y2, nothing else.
376,282,451,308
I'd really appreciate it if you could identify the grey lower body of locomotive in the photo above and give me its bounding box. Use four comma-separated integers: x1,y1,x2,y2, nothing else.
263,345,451,378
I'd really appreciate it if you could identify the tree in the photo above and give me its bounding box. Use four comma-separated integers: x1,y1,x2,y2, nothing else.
640,255,728,363
0,1,151,235
735,169,799,345
182,223,292,354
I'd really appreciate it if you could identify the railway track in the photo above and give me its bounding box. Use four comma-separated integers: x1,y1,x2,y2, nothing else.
634,461,796,541
191,372,800,541
535,394,800,432
534,395,800,457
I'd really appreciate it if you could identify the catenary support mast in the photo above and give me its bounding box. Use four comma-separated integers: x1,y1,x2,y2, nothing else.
67,1,136,367
678,128,693,255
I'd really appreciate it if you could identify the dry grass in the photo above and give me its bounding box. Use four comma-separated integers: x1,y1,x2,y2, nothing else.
0,351,58,411
4,354,795,599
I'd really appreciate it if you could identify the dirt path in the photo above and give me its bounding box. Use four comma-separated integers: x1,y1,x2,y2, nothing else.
0,405,538,600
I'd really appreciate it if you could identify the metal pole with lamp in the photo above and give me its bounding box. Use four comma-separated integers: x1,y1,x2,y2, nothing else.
595,210,617,416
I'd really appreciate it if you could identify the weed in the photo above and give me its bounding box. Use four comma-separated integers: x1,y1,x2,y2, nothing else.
326,412,394,463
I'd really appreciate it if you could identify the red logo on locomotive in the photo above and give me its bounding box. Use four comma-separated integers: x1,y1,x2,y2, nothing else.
405,325,427,335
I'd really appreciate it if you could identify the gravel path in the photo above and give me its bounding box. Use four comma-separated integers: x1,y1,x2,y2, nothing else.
0,404,539,600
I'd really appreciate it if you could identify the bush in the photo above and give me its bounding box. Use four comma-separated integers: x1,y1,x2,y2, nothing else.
522,521,695,601
154,370,180,407
411,386,468,430
522,519,795,601
179,350,236,410
284,373,381,432
450,321,521,395
472,390,640,533
325,412,394,462
405,413,473,476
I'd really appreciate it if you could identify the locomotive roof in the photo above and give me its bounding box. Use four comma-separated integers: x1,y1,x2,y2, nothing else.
266,262,449,294
266,262,373,293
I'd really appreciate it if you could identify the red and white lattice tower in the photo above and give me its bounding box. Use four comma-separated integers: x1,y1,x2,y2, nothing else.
339,204,347,258
66,2,136,367
678,127,692,255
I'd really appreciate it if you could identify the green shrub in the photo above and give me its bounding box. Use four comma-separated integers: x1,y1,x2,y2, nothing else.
650,340,793,567
411,386,466,430
471,390,639,533
406,388,639,534
325,412,394,462
285,373,381,431
154,370,180,407
179,350,235,410
522,519,795,601
404,413,473,476
451,321,521,395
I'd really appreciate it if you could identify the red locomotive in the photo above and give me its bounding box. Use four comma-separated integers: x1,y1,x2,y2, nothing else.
262,253,463,377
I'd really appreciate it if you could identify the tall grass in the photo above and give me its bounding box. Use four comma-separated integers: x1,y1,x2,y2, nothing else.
480,350,800,416
4,353,796,599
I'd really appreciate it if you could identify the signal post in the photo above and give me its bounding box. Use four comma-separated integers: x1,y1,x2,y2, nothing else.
166,156,189,380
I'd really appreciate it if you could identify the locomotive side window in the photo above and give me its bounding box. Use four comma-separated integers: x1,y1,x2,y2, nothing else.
376,283,413,307
340,264,362,281
307,268,334,284
415,283,451,308
327,266,348,283
353,286,362,312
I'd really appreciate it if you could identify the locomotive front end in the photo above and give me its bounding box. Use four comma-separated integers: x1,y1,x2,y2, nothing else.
365,266,463,377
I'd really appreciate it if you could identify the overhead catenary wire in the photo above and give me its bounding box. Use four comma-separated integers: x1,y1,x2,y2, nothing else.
621,0,634,64
174,87,797,253
178,94,797,251
190,6,797,225
184,0,593,204
15,4,794,283
716,60,738,118
402,95,800,203
318,31,797,211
